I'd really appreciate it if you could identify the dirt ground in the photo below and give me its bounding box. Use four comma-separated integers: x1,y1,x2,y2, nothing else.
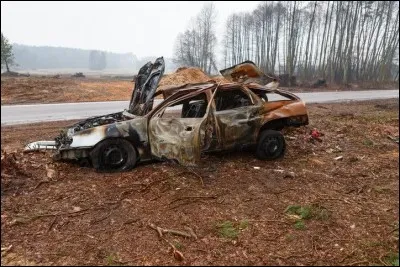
0,77,134,105
2,71,398,105
1,99,399,266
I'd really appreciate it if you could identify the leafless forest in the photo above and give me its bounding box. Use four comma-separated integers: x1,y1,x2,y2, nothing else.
174,1,399,85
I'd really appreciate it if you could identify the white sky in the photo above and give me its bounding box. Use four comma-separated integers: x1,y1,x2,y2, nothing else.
1,1,260,58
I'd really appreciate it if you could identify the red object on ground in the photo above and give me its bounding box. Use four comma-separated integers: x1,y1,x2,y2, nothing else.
310,128,323,142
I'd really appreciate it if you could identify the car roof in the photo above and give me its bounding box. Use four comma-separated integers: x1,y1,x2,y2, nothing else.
156,81,300,100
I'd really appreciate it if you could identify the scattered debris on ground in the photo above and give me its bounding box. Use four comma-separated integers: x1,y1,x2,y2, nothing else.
1,99,398,265
308,128,324,143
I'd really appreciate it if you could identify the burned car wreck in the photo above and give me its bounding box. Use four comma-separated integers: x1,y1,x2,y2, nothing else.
25,57,309,172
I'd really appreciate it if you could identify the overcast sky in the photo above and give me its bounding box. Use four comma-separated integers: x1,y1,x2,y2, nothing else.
1,1,260,59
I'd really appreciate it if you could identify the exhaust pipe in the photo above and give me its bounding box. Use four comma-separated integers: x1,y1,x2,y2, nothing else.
24,141,57,152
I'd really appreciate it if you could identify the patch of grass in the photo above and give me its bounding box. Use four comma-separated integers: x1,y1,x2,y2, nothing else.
216,219,249,239
383,253,399,266
284,205,312,220
294,220,306,230
216,221,238,239
238,220,249,230
312,205,331,221
173,240,183,249
105,253,121,266
285,204,331,229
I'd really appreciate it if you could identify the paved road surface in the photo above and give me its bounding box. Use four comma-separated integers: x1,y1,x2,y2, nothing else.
1,90,398,126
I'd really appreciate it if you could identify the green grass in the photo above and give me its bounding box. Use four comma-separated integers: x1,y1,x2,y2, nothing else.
284,205,312,220
294,220,306,230
216,219,249,239
238,220,249,230
285,204,330,220
383,253,399,266
285,204,331,229
105,253,121,266
173,240,183,249
217,221,238,239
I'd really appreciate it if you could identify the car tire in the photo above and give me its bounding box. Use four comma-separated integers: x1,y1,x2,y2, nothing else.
90,138,137,172
256,130,286,160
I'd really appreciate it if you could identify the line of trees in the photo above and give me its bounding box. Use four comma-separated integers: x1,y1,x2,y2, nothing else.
222,1,399,84
174,1,399,84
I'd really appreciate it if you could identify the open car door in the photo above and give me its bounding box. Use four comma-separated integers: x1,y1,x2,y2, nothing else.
148,85,218,166
129,57,165,115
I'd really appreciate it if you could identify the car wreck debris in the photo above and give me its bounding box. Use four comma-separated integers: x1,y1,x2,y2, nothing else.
308,128,324,143
24,58,309,172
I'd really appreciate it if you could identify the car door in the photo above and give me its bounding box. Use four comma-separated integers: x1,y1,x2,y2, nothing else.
213,86,263,150
148,88,217,166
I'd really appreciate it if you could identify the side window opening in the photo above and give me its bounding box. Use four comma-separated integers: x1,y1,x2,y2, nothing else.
252,91,268,102
215,89,253,111
251,89,292,102
265,93,292,101
159,93,208,119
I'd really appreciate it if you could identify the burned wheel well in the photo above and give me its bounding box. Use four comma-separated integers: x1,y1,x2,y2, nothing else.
92,137,140,159
258,118,287,139
105,124,142,151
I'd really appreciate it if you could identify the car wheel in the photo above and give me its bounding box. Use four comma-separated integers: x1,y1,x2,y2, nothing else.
256,130,286,160
90,138,137,172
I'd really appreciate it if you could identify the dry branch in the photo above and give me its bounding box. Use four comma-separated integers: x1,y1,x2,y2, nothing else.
184,226,198,240
148,223,186,261
148,223,193,238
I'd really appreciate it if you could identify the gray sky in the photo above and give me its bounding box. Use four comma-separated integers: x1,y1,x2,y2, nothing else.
1,1,260,58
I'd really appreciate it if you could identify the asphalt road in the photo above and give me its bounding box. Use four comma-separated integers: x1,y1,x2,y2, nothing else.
1,90,398,126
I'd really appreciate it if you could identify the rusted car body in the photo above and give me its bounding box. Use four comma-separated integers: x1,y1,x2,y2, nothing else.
24,58,309,171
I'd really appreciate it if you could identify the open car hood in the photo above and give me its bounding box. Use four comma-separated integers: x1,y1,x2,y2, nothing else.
219,60,264,83
129,57,165,115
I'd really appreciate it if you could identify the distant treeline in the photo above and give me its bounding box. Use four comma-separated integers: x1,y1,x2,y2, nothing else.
11,44,177,72
174,1,399,84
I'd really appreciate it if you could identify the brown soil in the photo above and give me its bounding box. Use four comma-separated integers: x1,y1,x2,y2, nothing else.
1,77,134,105
2,74,398,105
158,67,211,88
1,99,399,266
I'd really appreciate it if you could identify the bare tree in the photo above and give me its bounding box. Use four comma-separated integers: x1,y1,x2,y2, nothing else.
173,2,218,74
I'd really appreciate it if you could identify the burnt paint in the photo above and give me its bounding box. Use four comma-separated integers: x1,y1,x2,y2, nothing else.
53,80,308,167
